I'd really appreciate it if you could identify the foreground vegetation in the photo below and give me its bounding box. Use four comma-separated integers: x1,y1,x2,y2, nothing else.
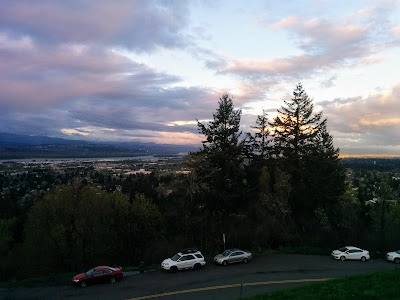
242,268,400,300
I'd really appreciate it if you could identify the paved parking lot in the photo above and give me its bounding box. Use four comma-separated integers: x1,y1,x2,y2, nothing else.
2,254,399,300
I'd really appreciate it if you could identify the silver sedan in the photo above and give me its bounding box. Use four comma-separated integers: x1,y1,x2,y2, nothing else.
214,249,252,266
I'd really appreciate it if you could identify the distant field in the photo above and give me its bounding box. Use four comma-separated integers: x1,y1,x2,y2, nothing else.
242,268,400,300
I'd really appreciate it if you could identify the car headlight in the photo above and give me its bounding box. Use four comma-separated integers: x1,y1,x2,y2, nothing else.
73,279,80,282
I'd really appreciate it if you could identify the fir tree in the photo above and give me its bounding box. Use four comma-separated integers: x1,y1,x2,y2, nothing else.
196,93,246,214
270,83,345,236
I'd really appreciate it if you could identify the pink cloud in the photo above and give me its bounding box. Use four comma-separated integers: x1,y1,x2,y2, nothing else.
0,0,190,51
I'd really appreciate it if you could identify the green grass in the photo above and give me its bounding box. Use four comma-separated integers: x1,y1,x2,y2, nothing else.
241,268,400,300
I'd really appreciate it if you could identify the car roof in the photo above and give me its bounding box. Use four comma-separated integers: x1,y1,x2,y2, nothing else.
179,251,201,255
224,248,243,252
180,247,199,254
344,246,361,250
95,266,111,270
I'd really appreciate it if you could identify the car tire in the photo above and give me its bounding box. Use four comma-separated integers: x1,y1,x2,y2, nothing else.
361,256,366,262
243,258,249,264
340,256,346,261
222,260,228,266
80,281,87,288
110,277,116,283
170,266,178,273
394,258,400,264
194,263,201,270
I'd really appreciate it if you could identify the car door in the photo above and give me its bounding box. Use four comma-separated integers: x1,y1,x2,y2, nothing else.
183,254,196,269
176,256,186,270
226,252,235,263
102,269,112,282
352,249,363,260
235,251,245,263
346,249,358,260
177,254,194,269
91,270,104,284
229,251,241,263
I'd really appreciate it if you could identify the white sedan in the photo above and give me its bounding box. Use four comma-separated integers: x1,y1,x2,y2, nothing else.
386,250,400,264
331,246,370,261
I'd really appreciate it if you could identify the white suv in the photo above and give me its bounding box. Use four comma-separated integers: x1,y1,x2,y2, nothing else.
161,248,206,272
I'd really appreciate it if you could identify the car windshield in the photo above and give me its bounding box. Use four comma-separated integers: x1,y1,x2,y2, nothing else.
222,250,232,256
171,254,181,261
338,247,348,252
85,268,95,276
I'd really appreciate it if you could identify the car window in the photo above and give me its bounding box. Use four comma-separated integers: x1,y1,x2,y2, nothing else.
195,254,203,259
171,254,181,261
222,250,232,256
396,250,400,254
93,270,104,276
348,249,361,253
179,255,187,261
183,254,195,260
104,269,111,273
85,268,95,276
338,247,348,252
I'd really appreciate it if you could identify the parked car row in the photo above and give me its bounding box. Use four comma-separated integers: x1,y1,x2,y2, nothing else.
72,246,400,287
331,245,400,264
161,247,252,272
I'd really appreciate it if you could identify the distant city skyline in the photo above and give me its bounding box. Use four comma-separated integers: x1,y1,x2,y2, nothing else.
0,0,399,155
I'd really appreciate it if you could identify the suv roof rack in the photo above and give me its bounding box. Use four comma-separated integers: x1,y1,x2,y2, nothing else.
180,247,198,254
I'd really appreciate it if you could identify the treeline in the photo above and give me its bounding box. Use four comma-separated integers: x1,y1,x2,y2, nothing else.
1,84,400,280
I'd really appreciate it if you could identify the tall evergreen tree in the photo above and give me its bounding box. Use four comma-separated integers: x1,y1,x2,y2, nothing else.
270,83,345,237
246,110,273,162
195,93,246,214
270,83,324,160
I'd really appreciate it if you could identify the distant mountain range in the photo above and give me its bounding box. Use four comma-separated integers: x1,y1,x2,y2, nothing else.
0,133,198,159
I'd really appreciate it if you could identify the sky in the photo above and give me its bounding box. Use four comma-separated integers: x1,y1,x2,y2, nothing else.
0,0,400,156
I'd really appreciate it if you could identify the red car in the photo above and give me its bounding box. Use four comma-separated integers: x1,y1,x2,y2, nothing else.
72,266,123,287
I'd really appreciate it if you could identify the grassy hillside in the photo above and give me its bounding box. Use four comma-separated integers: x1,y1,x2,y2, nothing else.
242,268,400,300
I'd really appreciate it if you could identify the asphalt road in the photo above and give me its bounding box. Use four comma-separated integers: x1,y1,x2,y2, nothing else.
2,254,399,300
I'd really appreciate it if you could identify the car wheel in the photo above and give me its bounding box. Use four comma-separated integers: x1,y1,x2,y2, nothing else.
361,256,366,262
394,258,400,264
222,260,228,266
170,266,178,273
340,256,346,261
194,263,201,270
243,258,249,264
110,277,116,284
80,281,87,288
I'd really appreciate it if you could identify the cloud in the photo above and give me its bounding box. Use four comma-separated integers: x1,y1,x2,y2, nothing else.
321,83,400,153
0,37,187,110
205,2,397,83
0,0,190,52
320,75,337,88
